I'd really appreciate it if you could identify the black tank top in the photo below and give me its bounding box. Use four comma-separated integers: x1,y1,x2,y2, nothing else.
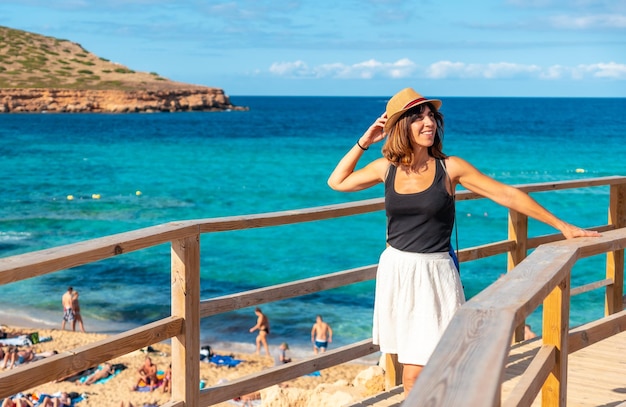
385,160,455,253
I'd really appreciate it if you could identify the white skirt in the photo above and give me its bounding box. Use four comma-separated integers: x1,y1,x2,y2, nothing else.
372,246,465,365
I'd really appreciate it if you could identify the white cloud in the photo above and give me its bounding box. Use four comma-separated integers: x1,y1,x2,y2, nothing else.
427,61,626,80
549,14,626,29
540,65,568,79
269,59,626,81
269,58,416,79
269,60,312,77
573,62,626,79
427,61,541,79
538,62,626,79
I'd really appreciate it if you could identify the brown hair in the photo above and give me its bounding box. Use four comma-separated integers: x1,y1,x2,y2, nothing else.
382,102,446,166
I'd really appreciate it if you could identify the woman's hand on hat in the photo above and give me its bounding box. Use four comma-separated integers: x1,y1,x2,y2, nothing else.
360,114,387,148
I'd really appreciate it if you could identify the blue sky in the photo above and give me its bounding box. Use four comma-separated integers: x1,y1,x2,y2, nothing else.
1,0,625,97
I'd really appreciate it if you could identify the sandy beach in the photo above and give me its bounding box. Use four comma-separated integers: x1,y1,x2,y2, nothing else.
0,325,378,407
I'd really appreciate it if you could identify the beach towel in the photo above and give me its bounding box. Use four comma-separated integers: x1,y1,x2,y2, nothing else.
207,355,243,368
134,371,165,392
0,333,49,347
78,364,125,385
0,335,32,346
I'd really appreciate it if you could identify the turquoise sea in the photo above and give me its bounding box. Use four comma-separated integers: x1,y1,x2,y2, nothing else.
0,96,625,358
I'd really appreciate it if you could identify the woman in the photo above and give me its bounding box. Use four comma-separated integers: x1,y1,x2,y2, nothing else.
1,347,35,369
327,87,600,397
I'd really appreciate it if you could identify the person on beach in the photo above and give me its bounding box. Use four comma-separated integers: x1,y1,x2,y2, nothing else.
80,362,113,385
132,356,159,391
249,307,271,356
311,315,333,354
162,363,172,393
37,392,71,407
274,342,291,365
1,393,33,407
327,87,601,398
1,347,34,369
60,287,74,331
71,289,86,333
1,347,57,369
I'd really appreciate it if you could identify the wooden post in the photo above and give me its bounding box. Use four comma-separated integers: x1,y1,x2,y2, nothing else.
509,209,528,343
171,234,201,406
606,184,626,316
384,353,403,390
541,277,570,407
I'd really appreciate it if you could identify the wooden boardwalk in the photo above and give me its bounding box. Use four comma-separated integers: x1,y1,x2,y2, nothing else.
502,330,626,406
348,330,626,407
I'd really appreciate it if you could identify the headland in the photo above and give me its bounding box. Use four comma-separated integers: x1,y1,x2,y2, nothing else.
0,26,247,113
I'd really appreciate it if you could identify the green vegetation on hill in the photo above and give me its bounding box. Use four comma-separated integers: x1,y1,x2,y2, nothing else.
0,26,193,91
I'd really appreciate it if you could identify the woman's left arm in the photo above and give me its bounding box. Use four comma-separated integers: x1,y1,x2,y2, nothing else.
447,156,601,239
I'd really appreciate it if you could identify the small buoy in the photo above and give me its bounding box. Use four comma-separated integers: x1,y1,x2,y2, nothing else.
66,195,74,201
575,168,585,173
135,190,142,196
92,194,101,199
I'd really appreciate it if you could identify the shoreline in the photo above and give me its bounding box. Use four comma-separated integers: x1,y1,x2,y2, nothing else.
0,308,380,365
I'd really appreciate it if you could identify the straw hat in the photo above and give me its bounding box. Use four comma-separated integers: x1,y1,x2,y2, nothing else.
384,88,442,133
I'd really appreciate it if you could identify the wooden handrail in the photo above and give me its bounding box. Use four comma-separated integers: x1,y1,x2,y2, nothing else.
405,228,626,407
3,177,624,281
0,176,624,406
200,265,377,318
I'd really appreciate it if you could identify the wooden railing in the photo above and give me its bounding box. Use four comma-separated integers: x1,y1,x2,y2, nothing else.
0,176,624,407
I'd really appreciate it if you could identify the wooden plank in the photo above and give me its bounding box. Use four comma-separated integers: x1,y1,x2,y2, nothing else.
610,184,626,227
548,228,626,258
457,240,516,263
605,184,626,315
527,225,611,250
383,353,403,391
571,278,612,296
200,265,377,317
541,277,570,407
0,317,183,399
504,345,555,407
406,307,516,407
171,235,201,407
0,222,199,285
453,176,626,202
196,198,385,233
200,339,379,406
568,309,626,353
346,386,404,407
508,210,529,271
509,209,528,343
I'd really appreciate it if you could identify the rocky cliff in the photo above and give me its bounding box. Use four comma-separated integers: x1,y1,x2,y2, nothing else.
0,88,248,113
0,26,248,113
